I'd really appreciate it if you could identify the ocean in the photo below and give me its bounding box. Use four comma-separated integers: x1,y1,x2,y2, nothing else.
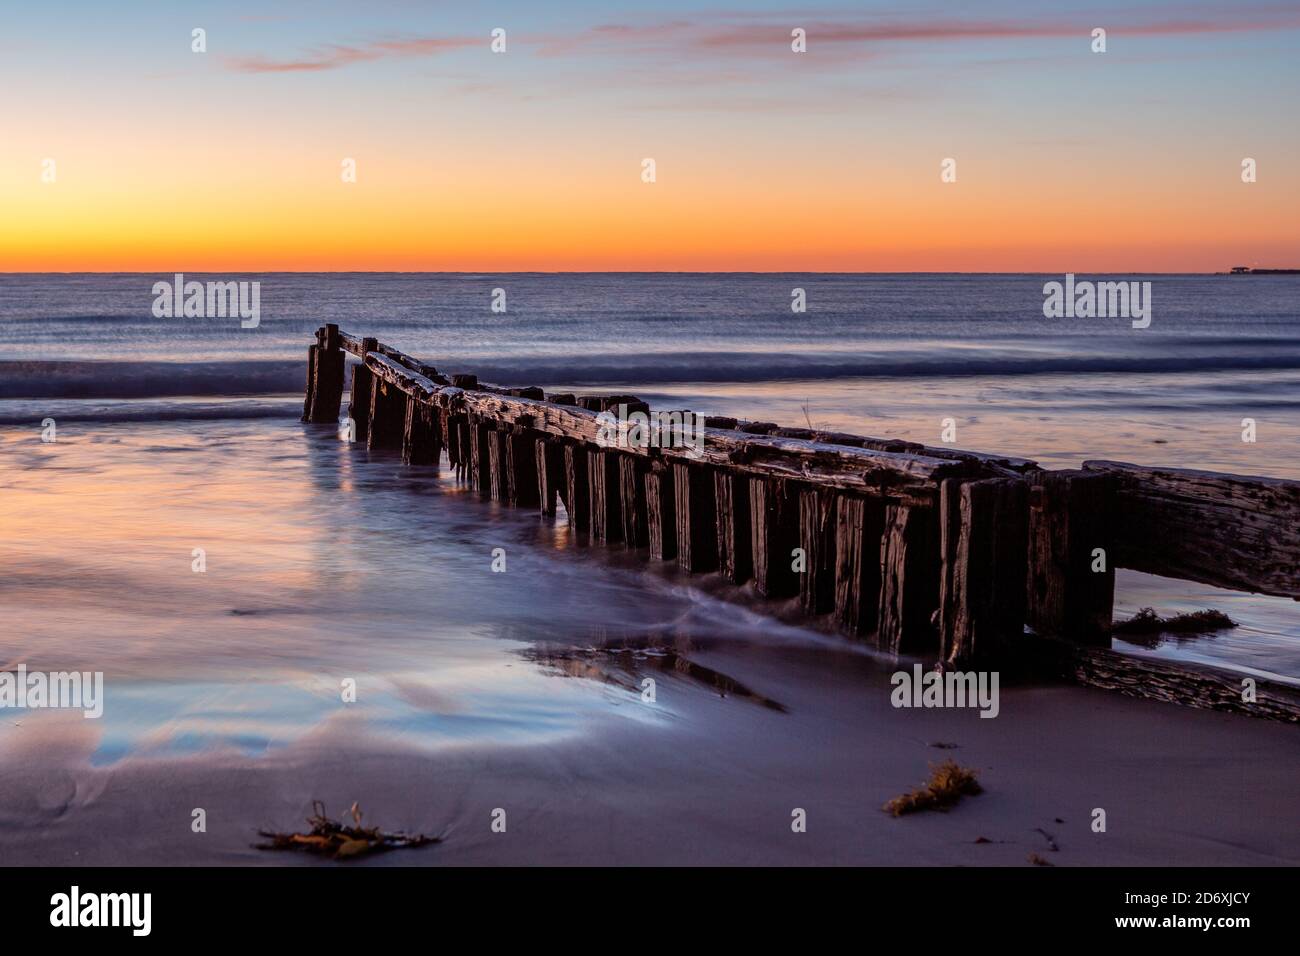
1,273,1298,788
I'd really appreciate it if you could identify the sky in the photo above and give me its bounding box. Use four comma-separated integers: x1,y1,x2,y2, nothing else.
1,0,1298,272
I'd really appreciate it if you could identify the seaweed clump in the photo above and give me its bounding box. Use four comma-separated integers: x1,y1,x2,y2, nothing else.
1113,607,1236,635
256,801,440,860
883,760,983,816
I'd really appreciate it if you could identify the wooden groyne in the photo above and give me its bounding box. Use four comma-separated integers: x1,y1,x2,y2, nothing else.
302,324,1300,722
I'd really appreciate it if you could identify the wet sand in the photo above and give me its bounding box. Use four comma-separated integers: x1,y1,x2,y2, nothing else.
2,647,1296,866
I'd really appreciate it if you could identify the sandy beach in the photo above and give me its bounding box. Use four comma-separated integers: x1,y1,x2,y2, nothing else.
1,415,1296,867
2,652,1296,867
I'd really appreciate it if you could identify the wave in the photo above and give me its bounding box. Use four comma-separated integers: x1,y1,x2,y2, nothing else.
0,400,298,425
0,361,304,399
3,349,1300,399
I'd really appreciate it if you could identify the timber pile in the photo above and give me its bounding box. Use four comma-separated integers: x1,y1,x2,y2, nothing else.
300,325,1300,722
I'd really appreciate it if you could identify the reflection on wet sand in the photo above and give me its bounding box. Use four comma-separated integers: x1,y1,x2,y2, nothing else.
523,631,788,713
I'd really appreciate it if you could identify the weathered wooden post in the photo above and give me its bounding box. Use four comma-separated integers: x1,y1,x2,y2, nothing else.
750,477,800,598
673,463,717,572
564,444,591,531
401,396,441,467
1027,470,1115,645
444,410,463,474
798,488,837,614
938,478,1029,664
302,324,346,424
506,428,540,508
468,417,492,495
367,376,406,451
535,436,566,516
833,495,886,637
877,503,939,655
646,460,677,560
347,336,379,442
487,428,508,501
619,455,650,547
714,471,753,584
588,449,623,543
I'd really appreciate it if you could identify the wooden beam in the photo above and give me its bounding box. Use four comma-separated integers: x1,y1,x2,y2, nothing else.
487,429,507,501
401,396,441,467
366,378,405,451
564,444,591,532
714,470,753,584
536,437,566,516
798,488,837,615
646,461,677,561
834,495,886,637
938,478,1029,665
469,417,492,495
305,325,345,424
877,504,939,656
1027,470,1115,644
1083,460,1300,599
619,454,649,547
301,344,318,422
1066,644,1300,724
347,363,373,443
588,450,622,543
441,390,972,503
673,463,717,572
750,477,800,598
506,430,540,508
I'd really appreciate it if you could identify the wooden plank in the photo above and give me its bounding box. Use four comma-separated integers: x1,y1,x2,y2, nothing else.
564,444,591,532
506,430,540,508
447,416,467,478
877,504,939,656
301,345,318,422
938,478,1029,665
308,343,345,424
487,429,507,501
1067,644,1300,724
469,418,492,495
618,454,649,547
366,378,405,451
401,396,441,467
673,463,717,573
798,488,837,614
1083,460,1300,599
347,363,373,443
834,495,886,637
588,450,622,543
365,352,439,401
749,477,800,598
1027,470,1115,644
714,470,753,584
536,437,566,516
444,390,972,503
340,331,443,382
646,461,677,561
342,329,1020,499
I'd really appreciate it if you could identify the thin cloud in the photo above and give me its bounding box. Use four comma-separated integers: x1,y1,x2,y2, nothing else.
542,8,1300,57
222,7,1300,74
222,35,479,73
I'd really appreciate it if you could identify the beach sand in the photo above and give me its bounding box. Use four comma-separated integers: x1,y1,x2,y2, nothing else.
2,645,1296,866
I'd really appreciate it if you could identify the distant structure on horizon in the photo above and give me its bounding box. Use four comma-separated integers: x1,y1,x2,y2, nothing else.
1228,266,1300,274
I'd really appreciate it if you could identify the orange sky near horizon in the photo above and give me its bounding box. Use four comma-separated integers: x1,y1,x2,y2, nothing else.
2,2,1297,273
